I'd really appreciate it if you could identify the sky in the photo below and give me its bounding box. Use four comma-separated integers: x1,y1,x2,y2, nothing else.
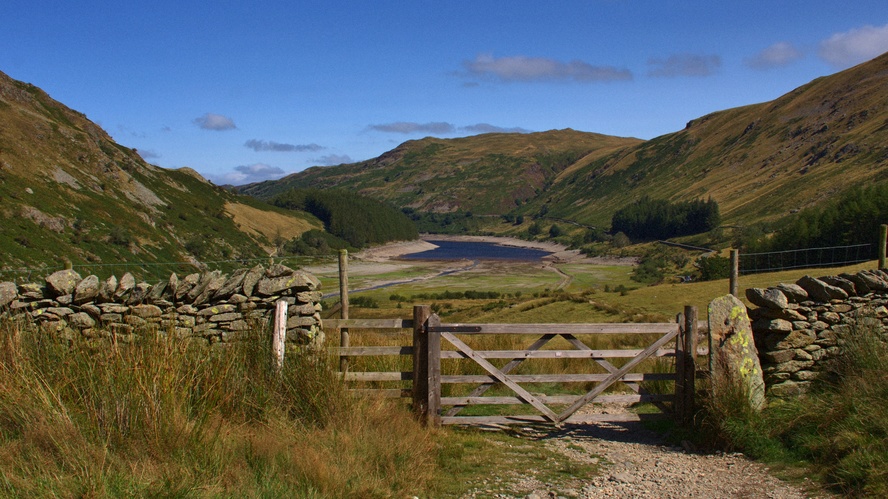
3,1,888,186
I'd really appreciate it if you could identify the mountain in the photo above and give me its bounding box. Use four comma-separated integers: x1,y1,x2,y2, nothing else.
0,70,322,272
240,130,642,214
531,51,888,227
243,52,888,230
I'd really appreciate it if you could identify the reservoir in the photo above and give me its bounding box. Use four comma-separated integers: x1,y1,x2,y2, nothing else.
399,239,553,261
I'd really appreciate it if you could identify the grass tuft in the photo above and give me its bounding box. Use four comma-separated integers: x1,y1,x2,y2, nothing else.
0,317,435,497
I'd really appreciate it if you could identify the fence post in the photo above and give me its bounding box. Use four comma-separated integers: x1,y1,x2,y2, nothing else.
674,310,685,422
729,249,739,297
880,224,887,270
674,305,697,425
272,300,288,372
412,305,432,422
339,249,350,373
413,309,441,427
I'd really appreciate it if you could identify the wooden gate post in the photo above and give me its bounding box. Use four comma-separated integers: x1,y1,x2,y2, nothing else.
674,305,698,425
412,305,439,425
272,300,288,373
339,249,350,373
412,308,441,427
879,224,887,270
729,249,739,297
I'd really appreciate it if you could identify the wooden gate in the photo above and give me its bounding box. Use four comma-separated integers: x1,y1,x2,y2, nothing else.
329,305,704,427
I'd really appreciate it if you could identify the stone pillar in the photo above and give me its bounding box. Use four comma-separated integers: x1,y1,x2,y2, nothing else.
708,294,766,411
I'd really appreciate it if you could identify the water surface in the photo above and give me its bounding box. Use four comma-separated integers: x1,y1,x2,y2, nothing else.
399,239,552,261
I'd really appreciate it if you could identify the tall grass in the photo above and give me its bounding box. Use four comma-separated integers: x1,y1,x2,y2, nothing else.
0,317,435,497
700,319,888,496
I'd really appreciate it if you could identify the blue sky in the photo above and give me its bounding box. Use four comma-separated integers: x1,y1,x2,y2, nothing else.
3,1,887,185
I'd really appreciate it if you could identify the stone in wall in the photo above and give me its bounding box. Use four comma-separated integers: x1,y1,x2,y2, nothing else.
747,269,888,397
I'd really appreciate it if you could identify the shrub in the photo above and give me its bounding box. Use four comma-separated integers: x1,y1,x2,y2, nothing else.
108,226,132,246
350,295,379,308
697,254,731,281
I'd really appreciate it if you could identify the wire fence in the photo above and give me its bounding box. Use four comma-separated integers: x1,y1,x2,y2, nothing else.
738,243,874,275
0,255,336,284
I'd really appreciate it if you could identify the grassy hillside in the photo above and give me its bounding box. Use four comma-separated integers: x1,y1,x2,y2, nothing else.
0,70,323,273
513,52,888,227
244,53,888,232
240,129,642,214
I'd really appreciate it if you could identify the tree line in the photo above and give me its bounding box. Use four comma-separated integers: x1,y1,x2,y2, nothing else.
743,183,888,259
611,196,721,241
272,189,418,249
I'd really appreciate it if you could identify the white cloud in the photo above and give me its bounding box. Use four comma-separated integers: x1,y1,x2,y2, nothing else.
193,113,237,131
216,163,287,185
648,54,721,78
245,139,324,152
368,122,456,134
463,54,632,83
461,123,531,134
819,23,888,68
313,154,353,166
745,42,804,70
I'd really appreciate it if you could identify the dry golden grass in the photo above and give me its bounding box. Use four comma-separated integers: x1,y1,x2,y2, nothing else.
224,201,321,245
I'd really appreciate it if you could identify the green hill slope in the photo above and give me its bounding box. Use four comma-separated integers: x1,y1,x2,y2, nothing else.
0,70,323,272
531,51,888,227
240,129,643,214
244,52,888,231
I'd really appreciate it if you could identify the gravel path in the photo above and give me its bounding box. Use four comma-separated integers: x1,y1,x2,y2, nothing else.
458,407,828,499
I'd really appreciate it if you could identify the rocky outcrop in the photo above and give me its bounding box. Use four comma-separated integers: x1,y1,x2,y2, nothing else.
0,264,323,348
747,270,888,396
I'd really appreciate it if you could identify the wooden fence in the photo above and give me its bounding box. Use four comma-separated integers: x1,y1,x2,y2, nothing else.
326,305,708,426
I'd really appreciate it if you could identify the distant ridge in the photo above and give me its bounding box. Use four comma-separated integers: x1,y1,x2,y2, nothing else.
243,52,888,228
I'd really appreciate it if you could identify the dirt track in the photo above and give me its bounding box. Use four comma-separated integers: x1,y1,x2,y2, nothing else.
459,407,826,498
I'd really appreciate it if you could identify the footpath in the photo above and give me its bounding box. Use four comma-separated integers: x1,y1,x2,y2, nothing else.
458,404,826,499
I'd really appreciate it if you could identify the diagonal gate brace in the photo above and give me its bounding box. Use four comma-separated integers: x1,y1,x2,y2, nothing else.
441,332,559,422
556,328,678,423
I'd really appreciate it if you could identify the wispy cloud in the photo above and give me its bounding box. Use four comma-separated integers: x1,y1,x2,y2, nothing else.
245,139,324,152
744,42,803,70
648,54,721,77
461,123,531,134
463,54,632,83
193,113,236,131
313,154,353,166
368,122,456,134
218,163,287,185
136,149,160,160
819,23,888,68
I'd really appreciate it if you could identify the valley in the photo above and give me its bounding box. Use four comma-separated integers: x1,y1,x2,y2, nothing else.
1,42,887,499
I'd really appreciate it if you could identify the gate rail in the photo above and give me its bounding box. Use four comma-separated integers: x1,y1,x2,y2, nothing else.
329,305,707,427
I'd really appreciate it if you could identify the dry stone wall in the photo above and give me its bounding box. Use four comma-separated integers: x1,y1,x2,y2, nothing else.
746,269,888,397
0,264,324,347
